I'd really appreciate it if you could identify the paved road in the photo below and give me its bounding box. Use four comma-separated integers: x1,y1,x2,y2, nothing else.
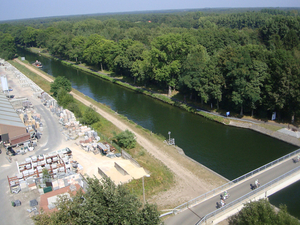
165,156,300,225
33,104,64,154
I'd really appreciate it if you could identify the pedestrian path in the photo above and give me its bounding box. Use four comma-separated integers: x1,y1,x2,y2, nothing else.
278,128,300,138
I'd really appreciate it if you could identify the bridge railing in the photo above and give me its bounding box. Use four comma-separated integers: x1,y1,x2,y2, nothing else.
167,148,300,216
196,165,300,225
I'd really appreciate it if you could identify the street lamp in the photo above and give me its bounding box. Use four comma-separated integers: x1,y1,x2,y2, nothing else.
168,131,171,144
142,174,150,207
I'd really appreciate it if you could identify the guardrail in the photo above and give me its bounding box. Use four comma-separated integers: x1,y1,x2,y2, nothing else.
196,165,300,225
163,148,300,216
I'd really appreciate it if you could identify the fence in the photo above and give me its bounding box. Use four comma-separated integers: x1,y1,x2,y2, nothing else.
98,167,108,178
121,149,142,168
165,148,300,216
114,162,129,176
196,165,300,224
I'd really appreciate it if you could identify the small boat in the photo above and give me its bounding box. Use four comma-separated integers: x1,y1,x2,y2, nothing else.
32,60,43,68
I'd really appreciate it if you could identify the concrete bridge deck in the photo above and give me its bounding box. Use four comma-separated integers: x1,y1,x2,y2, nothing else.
165,149,300,225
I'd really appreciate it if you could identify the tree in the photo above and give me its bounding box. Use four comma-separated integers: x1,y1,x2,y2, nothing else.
33,177,161,225
50,76,72,97
67,103,82,118
57,88,74,108
218,45,268,115
229,199,299,225
37,27,61,48
0,32,17,60
114,39,146,82
72,19,104,37
180,44,213,104
82,106,99,125
114,130,136,149
23,27,39,47
47,33,73,58
263,49,300,121
69,36,86,63
145,33,194,95
83,34,119,71
283,29,300,50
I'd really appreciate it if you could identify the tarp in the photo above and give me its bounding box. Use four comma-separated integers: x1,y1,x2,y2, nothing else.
14,200,21,206
30,199,38,207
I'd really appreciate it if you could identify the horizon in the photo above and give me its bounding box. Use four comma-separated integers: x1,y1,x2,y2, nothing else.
2,7,290,23
1,0,300,22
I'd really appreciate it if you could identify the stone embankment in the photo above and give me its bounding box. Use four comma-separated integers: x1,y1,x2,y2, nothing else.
229,121,300,147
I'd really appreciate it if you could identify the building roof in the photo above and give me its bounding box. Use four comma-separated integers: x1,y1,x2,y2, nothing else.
39,183,83,213
0,92,25,128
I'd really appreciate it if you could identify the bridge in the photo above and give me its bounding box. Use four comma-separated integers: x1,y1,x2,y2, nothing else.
163,149,300,225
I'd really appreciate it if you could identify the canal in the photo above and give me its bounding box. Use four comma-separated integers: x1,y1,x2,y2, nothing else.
18,48,300,218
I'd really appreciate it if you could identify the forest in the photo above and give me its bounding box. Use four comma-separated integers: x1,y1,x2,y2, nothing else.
0,8,300,121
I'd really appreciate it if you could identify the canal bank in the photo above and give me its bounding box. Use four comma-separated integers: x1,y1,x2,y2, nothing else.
26,47,300,148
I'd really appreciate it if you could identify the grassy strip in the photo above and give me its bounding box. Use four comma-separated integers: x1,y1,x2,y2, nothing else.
9,59,175,209
257,123,282,131
10,60,51,93
198,111,230,125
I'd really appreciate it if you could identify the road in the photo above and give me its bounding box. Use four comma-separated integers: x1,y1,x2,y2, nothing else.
165,155,300,225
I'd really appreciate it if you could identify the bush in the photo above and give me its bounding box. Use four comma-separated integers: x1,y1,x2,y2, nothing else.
114,130,136,149
67,102,82,118
57,88,74,108
81,106,100,125
50,76,72,97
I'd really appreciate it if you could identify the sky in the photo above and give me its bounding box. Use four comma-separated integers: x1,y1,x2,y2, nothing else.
0,0,299,21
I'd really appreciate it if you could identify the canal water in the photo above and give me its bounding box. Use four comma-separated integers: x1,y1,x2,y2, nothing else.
18,48,300,218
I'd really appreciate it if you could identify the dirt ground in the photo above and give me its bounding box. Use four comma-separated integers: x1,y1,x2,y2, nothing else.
54,141,148,185
10,59,230,211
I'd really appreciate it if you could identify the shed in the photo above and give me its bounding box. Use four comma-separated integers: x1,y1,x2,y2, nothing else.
0,92,30,145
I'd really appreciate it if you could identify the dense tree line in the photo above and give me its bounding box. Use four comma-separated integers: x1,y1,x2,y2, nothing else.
1,8,300,121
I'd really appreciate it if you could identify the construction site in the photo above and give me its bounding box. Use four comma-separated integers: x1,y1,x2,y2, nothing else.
0,59,149,224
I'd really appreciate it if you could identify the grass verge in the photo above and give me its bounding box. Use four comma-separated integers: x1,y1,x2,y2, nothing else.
257,123,282,131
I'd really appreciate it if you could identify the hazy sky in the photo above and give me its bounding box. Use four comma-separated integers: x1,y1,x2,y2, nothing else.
0,0,299,21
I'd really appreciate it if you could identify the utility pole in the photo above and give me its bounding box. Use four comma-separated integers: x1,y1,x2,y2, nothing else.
142,174,150,207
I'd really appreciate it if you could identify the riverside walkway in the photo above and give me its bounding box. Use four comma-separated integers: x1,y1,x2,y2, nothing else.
164,148,300,225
